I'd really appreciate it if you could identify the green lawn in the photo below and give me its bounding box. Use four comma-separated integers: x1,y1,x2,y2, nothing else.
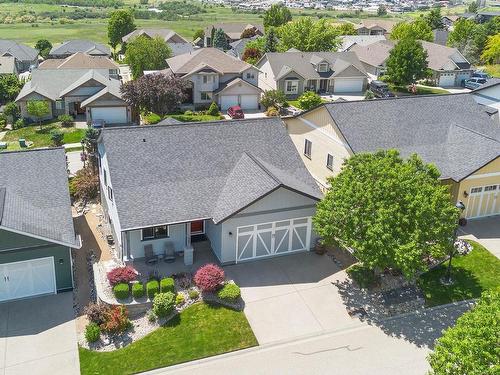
418,241,500,307
287,98,330,109
2,122,85,150
390,84,449,96
482,64,500,78
168,113,224,122
79,303,257,375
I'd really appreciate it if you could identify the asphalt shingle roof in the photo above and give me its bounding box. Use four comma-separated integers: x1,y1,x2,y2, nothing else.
204,23,263,40
38,52,118,70
0,56,16,74
323,94,500,181
0,39,38,61
49,40,110,56
166,48,251,75
100,118,321,230
0,148,78,247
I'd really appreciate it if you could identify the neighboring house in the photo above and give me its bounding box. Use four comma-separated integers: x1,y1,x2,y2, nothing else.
257,51,368,97
15,69,132,125
0,56,17,76
349,40,472,87
98,118,322,264
475,11,500,23
354,20,396,36
0,39,38,73
49,40,111,59
203,23,263,47
121,28,194,57
0,148,80,303
284,94,500,219
38,52,120,79
472,79,500,121
226,37,258,60
164,48,261,110
340,35,386,51
442,15,459,29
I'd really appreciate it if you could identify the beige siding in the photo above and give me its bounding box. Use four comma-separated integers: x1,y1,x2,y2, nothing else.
284,106,353,191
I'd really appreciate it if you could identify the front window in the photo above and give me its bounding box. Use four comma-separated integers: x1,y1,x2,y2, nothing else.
200,92,212,101
142,225,169,240
55,100,64,110
285,80,299,94
246,72,255,79
326,154,334,170
202,75,212,84
304,139,312,159
318,63,328,72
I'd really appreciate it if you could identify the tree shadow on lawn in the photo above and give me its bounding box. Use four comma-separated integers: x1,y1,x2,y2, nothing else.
333,267,480,348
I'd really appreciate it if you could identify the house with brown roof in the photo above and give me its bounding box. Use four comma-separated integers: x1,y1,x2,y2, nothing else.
121,28,194,56
162,48,262,110
355,20,396,36
203,23,263,48
349,39,472,87
38,52,120,79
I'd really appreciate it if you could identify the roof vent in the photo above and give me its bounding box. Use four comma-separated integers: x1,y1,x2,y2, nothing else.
142,138,146,142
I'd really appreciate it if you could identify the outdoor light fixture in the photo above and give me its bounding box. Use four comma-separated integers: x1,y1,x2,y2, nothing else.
59,258,64,264
229,232,233,236
456,201,466,211
463,191,469,198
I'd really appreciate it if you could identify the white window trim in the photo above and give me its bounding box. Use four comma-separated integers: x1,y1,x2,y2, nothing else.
200,92,212,101
141,225,170,241
318,63,328,72
285,80,299,94
304,139,312,159
326,153,334,170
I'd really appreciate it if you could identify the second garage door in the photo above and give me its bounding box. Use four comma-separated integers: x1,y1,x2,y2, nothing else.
465,185,500,219
439,73,456,87
334,78,364,93
91,107,127,124
220,95,239,110
240,94,259,109
236,217,312,263
0,257,56,302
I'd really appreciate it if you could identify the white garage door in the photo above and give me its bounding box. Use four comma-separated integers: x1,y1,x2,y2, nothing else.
91,107,127,124
439,73,456,87
220,95,239,110
465,185,500,219
240,94,259,110
0,257,56,302
236,217,312,263
334,78,364,93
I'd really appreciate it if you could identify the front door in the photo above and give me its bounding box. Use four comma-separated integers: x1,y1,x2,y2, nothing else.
74,102,85,115
190,220,205,235
319,79,328,92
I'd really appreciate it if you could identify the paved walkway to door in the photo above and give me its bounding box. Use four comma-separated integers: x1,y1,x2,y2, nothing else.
224,252,361,344
459,216,500,259
0,293,79,375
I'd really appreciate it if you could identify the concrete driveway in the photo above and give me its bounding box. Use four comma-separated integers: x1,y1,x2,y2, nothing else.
0,293,79,375
224,252,359,344
459,216,500,259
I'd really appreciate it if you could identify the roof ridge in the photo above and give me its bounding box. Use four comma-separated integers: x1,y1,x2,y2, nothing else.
0,187,5,225
322,92,471,107
0,146,65,156
244,152,281,184
453,123,500,143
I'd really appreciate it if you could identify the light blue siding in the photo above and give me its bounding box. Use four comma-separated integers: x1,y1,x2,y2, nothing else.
205,220,222,261
127,223,186,259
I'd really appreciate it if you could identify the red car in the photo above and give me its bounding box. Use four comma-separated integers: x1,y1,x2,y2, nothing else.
227,105,244,119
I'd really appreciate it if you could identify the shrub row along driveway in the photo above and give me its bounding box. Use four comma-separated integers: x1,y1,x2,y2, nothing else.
224,252,360,344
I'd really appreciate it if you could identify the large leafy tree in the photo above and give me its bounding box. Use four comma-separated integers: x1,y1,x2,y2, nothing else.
448,18,477,52
425,7,443,30
481,33,500,64
242,47,262,65
428,288,500,375
313,150,458,278
336,22,357,35
108,9,136,51
391,19,434,42
263,4,292,29
386,38,429,85
125,35,171,79
0,74,21,104
35,39,52,59
278,18,340,52
120,73,189,115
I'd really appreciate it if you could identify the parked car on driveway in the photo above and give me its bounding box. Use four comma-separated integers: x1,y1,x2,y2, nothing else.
472,71,489,80
227,105,244,119
465,77,487,90
369,80,395,98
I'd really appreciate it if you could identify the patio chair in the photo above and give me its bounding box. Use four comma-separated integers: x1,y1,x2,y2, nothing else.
144,244,158,265
163,242,176,263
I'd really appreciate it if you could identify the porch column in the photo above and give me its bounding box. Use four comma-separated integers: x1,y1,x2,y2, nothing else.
185,222,191,248
184,222,193,266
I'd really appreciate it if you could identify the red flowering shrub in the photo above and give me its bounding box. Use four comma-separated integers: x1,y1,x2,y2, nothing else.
107,266,137,286
100,306,131,334
194,263,225,292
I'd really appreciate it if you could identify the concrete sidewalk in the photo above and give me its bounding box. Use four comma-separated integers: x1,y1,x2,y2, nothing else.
459,216,500,259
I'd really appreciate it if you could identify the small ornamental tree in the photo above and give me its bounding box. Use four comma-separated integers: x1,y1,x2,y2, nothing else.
50,129,64,146
35,39,52,59
428,288,500,375
73,167,99,202
297,91,322,110
386,38,429,85
121,73,189,115
260,89,287,109
124,35,171,78
26,100,50,129
107,266,137,286
242,47,262,65
241,27,257,39
425,7,443,30
481,33,500,64
313,150,459,279
336,23,357,36
3,101,20,122
108,9,136,51
0,74,21,104
377,5,387,16
212,28,229,50
194,264,225,292
192,29,204,41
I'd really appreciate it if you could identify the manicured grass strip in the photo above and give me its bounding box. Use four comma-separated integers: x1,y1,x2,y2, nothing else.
79,303,258,375
168,114,224,122
65,146,83,153
418,241,500,307
3,123,85,150
390,84,449,96
287,98,329,109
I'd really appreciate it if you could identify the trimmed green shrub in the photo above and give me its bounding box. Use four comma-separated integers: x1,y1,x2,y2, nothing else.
113,282,130,300
265,106,278,117
146,280,159,299
50,129,64,146
0,114,6,130
297,91,322,110
346,263,380,289
85,322,101,343
217,283,241,301
175,293,185,306
206,102,220,116
147,310,156,322
144,112,161,124
152,292,176,317
132,283,145,299
160,277,175,293
13,118,25,130
57,114,74,127
83,302,110,325
188,289,199,300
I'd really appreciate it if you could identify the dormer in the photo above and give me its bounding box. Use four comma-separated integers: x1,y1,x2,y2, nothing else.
310,54,330,73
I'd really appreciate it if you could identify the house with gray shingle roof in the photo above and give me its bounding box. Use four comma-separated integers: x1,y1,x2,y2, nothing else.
98,118,321,263
0,148,80,302
257,51,368,98
0,56,17,76
471,78,500,119
163,48,262,110
15,68,132,126
284,93,500,219
0,39,38,73
349,39,472,87
203,23,263,47
121,28,194,57
38,52,119,78
48,40,111,59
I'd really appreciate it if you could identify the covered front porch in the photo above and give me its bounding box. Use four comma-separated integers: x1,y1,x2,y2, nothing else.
305,78,333,94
